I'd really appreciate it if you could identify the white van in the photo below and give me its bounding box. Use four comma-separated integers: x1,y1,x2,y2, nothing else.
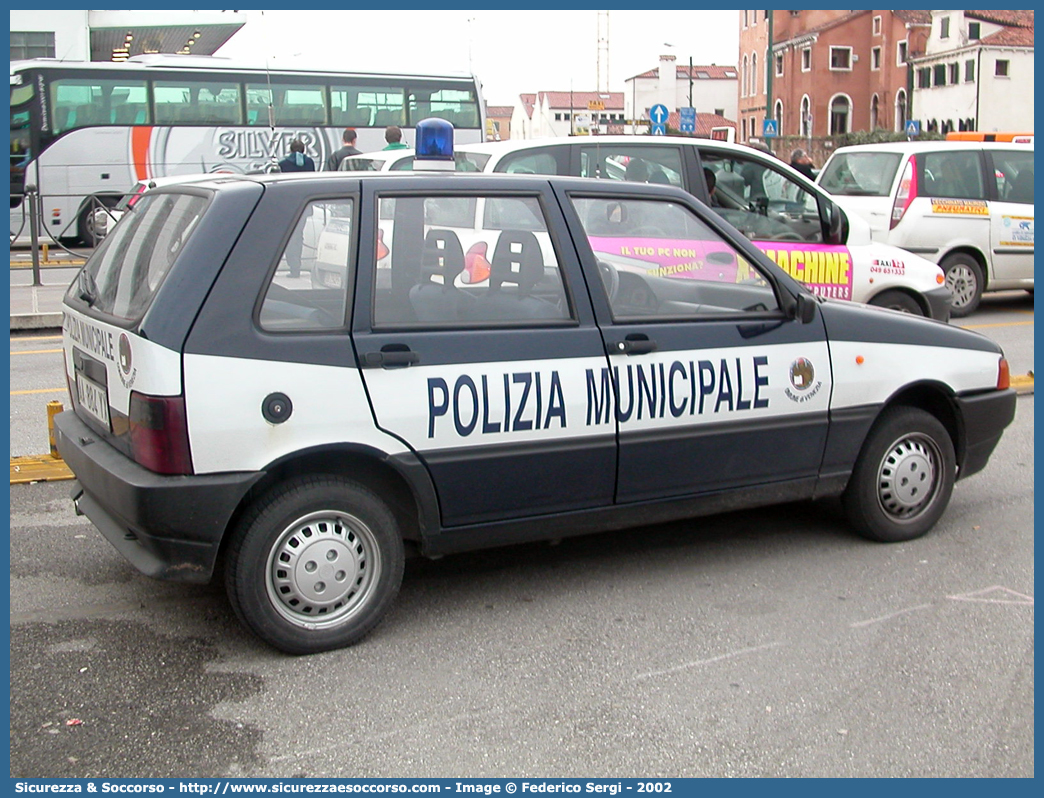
818,140,1034,316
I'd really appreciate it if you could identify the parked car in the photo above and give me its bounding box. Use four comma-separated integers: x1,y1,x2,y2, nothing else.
56,157,1015,654
818,140,1034,316
342,135,953,321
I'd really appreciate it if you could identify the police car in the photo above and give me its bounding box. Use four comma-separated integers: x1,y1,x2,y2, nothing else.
341,135,953,320
56,120,1016,654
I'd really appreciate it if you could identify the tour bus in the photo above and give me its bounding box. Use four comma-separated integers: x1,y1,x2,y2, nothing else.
9,55,485,245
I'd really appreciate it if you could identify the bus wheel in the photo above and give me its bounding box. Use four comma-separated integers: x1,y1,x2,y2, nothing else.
942,253,984,317
225,476,404,654
842,407,955,543
77,202,107,247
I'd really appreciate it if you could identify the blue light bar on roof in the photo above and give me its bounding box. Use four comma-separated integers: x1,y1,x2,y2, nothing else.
414,117,455,171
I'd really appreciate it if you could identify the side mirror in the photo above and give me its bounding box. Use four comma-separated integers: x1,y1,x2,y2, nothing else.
824,200,847,245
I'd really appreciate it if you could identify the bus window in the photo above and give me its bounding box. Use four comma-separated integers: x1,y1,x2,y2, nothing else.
246,83,327,126
345,87,405,128
52,78,150,131
154,81,241,125
409,88,479,129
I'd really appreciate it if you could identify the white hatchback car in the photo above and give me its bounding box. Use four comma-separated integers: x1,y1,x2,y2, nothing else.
818,140,1034,316
342,136,953,321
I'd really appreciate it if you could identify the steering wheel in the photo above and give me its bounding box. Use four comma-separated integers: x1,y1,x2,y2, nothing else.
597,259,620,304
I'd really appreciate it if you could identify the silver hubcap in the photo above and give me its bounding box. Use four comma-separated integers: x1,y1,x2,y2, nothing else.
876,434,940,521
945,263,977,309
266,510,381,629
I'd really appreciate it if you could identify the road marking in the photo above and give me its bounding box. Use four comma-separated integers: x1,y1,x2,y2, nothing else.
948,586,1033,605
10,388,65,396
11,334,61,342
632,641,785,681
11,348,63,355
960,320,1034,330
850,603,933,628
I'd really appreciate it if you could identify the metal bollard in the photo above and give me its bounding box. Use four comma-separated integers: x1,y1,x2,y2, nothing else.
47,400,63,459
26,184,42,287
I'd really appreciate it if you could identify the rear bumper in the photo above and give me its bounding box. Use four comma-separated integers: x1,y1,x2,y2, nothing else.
957,388,1017,480
54,410,263,583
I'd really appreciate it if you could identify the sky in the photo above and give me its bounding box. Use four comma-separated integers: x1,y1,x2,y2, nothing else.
214,9,741,107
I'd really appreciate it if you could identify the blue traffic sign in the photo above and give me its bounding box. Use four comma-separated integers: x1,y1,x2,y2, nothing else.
762,118,779,138
905,120,921,137
649,103,669,126
651,123,666,136
679,107,696,133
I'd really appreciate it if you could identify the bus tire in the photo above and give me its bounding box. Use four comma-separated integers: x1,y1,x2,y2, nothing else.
941,253,984,317
77,198,113,247
225,475,404,654
842,407,955,543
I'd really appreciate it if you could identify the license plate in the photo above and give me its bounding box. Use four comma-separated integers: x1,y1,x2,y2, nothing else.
75,372,111,430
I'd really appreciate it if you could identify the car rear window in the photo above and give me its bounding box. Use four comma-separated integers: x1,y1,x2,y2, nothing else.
818,152,902,196
67,191,208,324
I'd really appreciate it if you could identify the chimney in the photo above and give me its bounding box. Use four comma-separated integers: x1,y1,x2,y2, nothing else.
659,54,677,111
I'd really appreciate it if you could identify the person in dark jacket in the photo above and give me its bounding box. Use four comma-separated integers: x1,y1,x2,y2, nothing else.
279,139,316,173
790,148,816,180
326,128,361,170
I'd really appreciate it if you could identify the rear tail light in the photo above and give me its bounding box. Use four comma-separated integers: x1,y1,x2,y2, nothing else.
128,392,194,475
890,155,918,230
125,183,148,209
997,358,1011,390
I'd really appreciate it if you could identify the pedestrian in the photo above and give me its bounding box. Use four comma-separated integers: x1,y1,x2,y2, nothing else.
326,128,361,171
278,138,316,173
383,125,409,150
790,148,816,180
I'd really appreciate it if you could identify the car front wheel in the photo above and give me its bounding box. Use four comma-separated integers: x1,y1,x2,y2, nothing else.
842,407,956,543
942,253,984,317
225,476,404,654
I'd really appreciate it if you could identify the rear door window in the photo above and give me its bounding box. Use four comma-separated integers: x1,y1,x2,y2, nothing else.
818,151,902,196
68,191,208,324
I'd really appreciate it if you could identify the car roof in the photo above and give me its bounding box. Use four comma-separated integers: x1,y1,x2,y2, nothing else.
827,140,1034,155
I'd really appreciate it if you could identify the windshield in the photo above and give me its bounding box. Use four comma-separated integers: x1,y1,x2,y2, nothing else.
818,152,902,196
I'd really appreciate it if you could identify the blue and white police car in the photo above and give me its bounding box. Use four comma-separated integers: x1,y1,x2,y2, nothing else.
57,121,1016,654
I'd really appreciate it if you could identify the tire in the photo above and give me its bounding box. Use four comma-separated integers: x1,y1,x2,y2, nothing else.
869,289,923,315
225,476,405,654
941,253,984,317
842,407,956,543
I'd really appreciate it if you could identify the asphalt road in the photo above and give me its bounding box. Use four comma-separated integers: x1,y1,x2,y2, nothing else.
7,310,1034,777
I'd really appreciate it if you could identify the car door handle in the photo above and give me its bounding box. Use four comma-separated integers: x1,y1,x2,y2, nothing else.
609,334,657,356
361,347,420,368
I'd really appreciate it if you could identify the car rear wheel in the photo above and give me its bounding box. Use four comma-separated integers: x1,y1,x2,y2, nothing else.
225,476,404,654
842,407,955,543
869,290,923,315
941,253,984,317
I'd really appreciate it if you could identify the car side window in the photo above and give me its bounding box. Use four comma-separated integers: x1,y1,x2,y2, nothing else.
373,194,573,327
571,195,781,320
699,151,824,244
259,199,353,331
921,151,985,200
579,146,684,188
990,150,1034,204
494,148,564,175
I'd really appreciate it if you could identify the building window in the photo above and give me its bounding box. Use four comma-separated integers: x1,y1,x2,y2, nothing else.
714,107,724,116
933,64,947,86
10,31,55,60
872,15,882,36
774,99,783,130
949,63,959,84
995,59,1010,77
751,53,758,96
829,95,851,135
801,47,812,72
554,113,562,121
940,17,950,39
800,95,812,137
743,10,748,29
917,67,931,89
968,22,981,40
870,94,880,130
965,60,975,82
897,40,908,66
895,89,908,132
871,47,881,71
829,47,852,71
775,52,784,77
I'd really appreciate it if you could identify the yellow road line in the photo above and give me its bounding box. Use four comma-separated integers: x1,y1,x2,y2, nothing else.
10,335,62,342
11,348,63,355
10,454,74,484
11,388,66,396
960,320,1034,330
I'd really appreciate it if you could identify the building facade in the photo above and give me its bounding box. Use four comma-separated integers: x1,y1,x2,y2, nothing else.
624,55,738,124
910,10,1034,134
511,91,626,139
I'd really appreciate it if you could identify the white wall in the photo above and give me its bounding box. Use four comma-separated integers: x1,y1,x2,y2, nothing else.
10,10,90,61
